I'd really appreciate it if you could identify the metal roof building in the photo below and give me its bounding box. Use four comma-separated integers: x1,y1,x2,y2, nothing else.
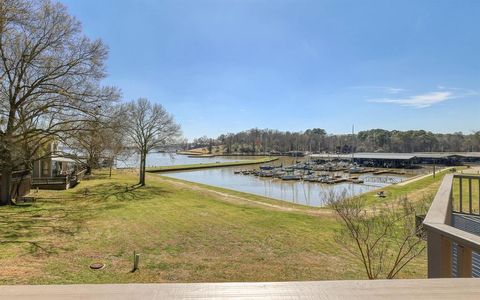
310,153,416,160
310,152,480,160
309,152,480,167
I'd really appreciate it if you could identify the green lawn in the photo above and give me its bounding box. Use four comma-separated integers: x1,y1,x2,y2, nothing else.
0,167,447,284
358,168,462,208
146,157,278,172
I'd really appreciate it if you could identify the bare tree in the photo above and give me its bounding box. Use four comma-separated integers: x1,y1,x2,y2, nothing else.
327,192,426,279
64,103,125,173
66,118,105,172
103,108,130,178
0,0,118,204
124,98,181,186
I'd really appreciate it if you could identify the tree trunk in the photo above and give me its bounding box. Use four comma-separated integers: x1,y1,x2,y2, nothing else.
139,151,146,186
0,168,13,206
138,152,143,185
142,152,146,185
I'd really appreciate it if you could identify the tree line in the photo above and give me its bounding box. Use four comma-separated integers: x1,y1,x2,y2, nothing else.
189,128,480,154
0,0,180,205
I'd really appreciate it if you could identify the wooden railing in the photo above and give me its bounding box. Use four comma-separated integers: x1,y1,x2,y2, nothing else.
32,176,68,185
1,279,480,299
32,167,87,189
423,174,480,278
75,168,87,182
453,174,480,215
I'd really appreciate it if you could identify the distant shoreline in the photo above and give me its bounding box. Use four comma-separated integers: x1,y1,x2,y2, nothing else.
146,157,279,173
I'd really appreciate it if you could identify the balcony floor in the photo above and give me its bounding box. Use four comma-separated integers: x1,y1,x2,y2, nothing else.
1,278,480,299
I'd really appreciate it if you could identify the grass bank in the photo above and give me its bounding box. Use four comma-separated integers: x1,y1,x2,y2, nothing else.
146,156,278,173
355,167,466,207
0,170,357,284
0,166,456,284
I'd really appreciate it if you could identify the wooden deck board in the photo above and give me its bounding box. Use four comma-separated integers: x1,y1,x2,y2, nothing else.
1,279,480,299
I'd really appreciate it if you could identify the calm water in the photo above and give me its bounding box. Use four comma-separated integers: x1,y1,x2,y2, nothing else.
117,153,254,168
120,154,409,207
160,165,407,207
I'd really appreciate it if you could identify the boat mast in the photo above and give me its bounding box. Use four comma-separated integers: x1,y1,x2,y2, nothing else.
352,124,355,163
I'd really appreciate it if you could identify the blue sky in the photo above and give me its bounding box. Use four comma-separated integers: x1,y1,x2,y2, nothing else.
61,0,480,140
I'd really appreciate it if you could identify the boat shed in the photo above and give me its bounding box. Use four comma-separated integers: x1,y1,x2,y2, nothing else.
356,153,416,168
309,152,480,168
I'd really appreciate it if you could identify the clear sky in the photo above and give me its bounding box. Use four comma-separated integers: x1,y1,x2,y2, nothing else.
60,0,480,140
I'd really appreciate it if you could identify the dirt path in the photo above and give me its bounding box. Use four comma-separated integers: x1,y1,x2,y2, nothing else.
153,175,332,217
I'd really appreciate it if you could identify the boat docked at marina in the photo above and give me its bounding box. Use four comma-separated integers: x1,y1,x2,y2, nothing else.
348,166,366,174
281,174,302,180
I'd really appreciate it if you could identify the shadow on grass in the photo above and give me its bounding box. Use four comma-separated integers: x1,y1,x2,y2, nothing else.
0,181,171,256
77,182,171,203
0,205,75,255
83,173,111,181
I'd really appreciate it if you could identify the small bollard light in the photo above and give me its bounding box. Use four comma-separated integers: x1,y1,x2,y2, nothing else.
131,251,140,272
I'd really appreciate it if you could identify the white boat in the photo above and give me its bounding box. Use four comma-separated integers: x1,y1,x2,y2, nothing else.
349,166,365,174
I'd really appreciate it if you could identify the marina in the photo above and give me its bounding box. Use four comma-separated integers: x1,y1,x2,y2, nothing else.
234,160,408,184
160,159,411,207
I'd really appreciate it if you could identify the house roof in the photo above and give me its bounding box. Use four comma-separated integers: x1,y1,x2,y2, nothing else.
51,156,77,163
309,153,416,160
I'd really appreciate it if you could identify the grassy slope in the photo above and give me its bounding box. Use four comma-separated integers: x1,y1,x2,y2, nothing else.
157,175,322,212
0,167,456,284
146,157,278,172
360,170,458,206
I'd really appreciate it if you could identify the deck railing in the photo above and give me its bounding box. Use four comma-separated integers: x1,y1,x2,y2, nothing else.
423,173,480,278
453,174,480,215
32,176,69,185
31,168,87,189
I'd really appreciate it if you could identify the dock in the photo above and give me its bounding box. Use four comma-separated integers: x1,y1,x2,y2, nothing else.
373,169,406,175
325,178,349,184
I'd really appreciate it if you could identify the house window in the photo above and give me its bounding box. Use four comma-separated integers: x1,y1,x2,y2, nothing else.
52,162,59,177
42,160,50,176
